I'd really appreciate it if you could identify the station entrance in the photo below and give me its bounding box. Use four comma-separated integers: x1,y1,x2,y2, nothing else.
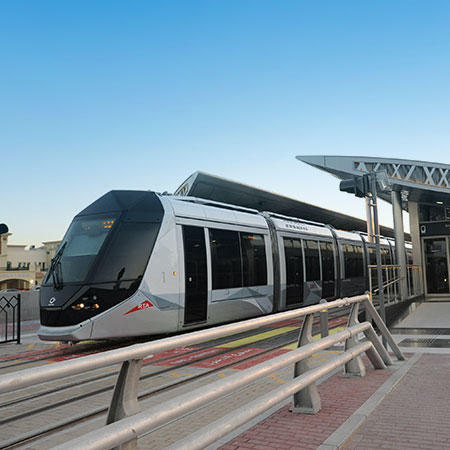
420,204,450,296
423,238,450,294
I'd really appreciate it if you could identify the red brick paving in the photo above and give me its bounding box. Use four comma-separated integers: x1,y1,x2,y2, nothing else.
343,354,450,450
220,360,394,450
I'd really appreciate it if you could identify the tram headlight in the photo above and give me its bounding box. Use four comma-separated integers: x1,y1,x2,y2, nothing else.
71,297,101,311
72,303,85,310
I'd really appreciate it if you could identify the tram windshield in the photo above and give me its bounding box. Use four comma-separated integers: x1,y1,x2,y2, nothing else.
44,215,117,285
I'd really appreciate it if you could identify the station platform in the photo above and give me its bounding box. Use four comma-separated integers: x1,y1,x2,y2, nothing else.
215,298,450,450
1,299,450,449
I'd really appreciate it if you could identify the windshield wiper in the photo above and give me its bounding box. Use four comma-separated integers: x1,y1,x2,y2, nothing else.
47,242,67,290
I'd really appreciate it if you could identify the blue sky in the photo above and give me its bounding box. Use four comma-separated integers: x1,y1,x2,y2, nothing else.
2,0,450,245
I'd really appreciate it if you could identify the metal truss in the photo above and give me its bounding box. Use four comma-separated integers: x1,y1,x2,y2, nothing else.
354,160,450,190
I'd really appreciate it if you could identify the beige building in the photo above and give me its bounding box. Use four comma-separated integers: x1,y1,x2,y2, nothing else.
0,233,60,290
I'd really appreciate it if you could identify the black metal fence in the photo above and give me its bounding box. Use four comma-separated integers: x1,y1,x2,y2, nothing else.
0,294,21,344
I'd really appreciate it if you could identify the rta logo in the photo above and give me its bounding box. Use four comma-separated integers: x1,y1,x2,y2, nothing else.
48,297,56,305
124,300,154,315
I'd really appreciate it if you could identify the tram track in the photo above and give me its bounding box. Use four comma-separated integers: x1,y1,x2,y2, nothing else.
0,318,306,416
0,336,159,370
0,310,349,449
1,329,309,450
0,318,301,409
0,311,348,411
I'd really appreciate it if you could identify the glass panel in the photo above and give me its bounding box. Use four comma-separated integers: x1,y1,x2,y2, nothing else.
342,244,364,278
419,204,446,222
93,222,160,284
320,241,335,298
210,229,242,290
241,233,267,287
407,250,413,265
283,238,303,305
368,246,376,265
183,226,207,324
304,240,320,281
44,215,117,285
425,238,449,294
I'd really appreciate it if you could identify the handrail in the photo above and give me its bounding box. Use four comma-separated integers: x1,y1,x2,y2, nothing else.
372,274,403,294
50,295,404,450
167,343,372,450
369,264,422,300
1,293,405,450
53,325,378,450
0,294,367,395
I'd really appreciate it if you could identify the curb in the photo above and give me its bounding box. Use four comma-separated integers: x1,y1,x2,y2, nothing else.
316,352,422,450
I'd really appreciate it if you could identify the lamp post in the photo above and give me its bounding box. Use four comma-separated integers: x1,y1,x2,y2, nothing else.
340,171,391,347
369,173,386,326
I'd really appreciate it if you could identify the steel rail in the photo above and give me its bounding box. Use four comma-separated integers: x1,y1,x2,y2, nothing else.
0,316,317,421
51,323,375,450
0,294,367,395
1,319,343,449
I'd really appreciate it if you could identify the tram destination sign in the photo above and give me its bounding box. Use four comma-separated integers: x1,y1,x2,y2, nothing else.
420,221,450,236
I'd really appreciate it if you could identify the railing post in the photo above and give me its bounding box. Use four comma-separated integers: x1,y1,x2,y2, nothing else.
16,294,21,345
343,302,366,377
106,358,143,450
365,290,373,325
319,299,329,338
290,313,321,414
407,266,411,298
364,297,405,361
385,267,390,304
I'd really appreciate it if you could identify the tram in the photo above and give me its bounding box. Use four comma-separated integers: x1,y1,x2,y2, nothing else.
38,190,411,341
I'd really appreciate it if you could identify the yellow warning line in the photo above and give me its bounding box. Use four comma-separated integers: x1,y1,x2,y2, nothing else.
282,326,346,350
218,326,299,348
170,371,191,378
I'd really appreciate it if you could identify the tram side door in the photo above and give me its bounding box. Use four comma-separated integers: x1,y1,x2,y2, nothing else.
182,226,208,324
284,238,304,306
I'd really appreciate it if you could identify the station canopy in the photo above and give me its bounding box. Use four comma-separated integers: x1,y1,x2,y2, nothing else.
174,171,402,239
296,155,450,208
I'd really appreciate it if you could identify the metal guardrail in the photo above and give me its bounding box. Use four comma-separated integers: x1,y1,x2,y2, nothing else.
0,294,405,450
369,264,422,304
0,294,21,344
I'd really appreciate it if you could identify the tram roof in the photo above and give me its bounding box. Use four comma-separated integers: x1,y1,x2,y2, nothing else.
174,171,404,239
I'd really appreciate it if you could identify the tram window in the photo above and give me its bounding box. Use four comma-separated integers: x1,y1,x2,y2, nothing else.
320,242,334,281
320,241,335,298
342,244,364,278
407,250,413,265
241,233,267,286
381,248,391,266
304,240,320,281
368,246,376,265
385,248,393,266
93,222,160,283
210,229,242,290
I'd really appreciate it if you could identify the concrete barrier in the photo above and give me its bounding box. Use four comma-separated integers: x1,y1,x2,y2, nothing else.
21,290,40,321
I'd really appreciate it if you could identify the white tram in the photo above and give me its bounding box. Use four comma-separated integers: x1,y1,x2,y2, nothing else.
38,190,411,341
